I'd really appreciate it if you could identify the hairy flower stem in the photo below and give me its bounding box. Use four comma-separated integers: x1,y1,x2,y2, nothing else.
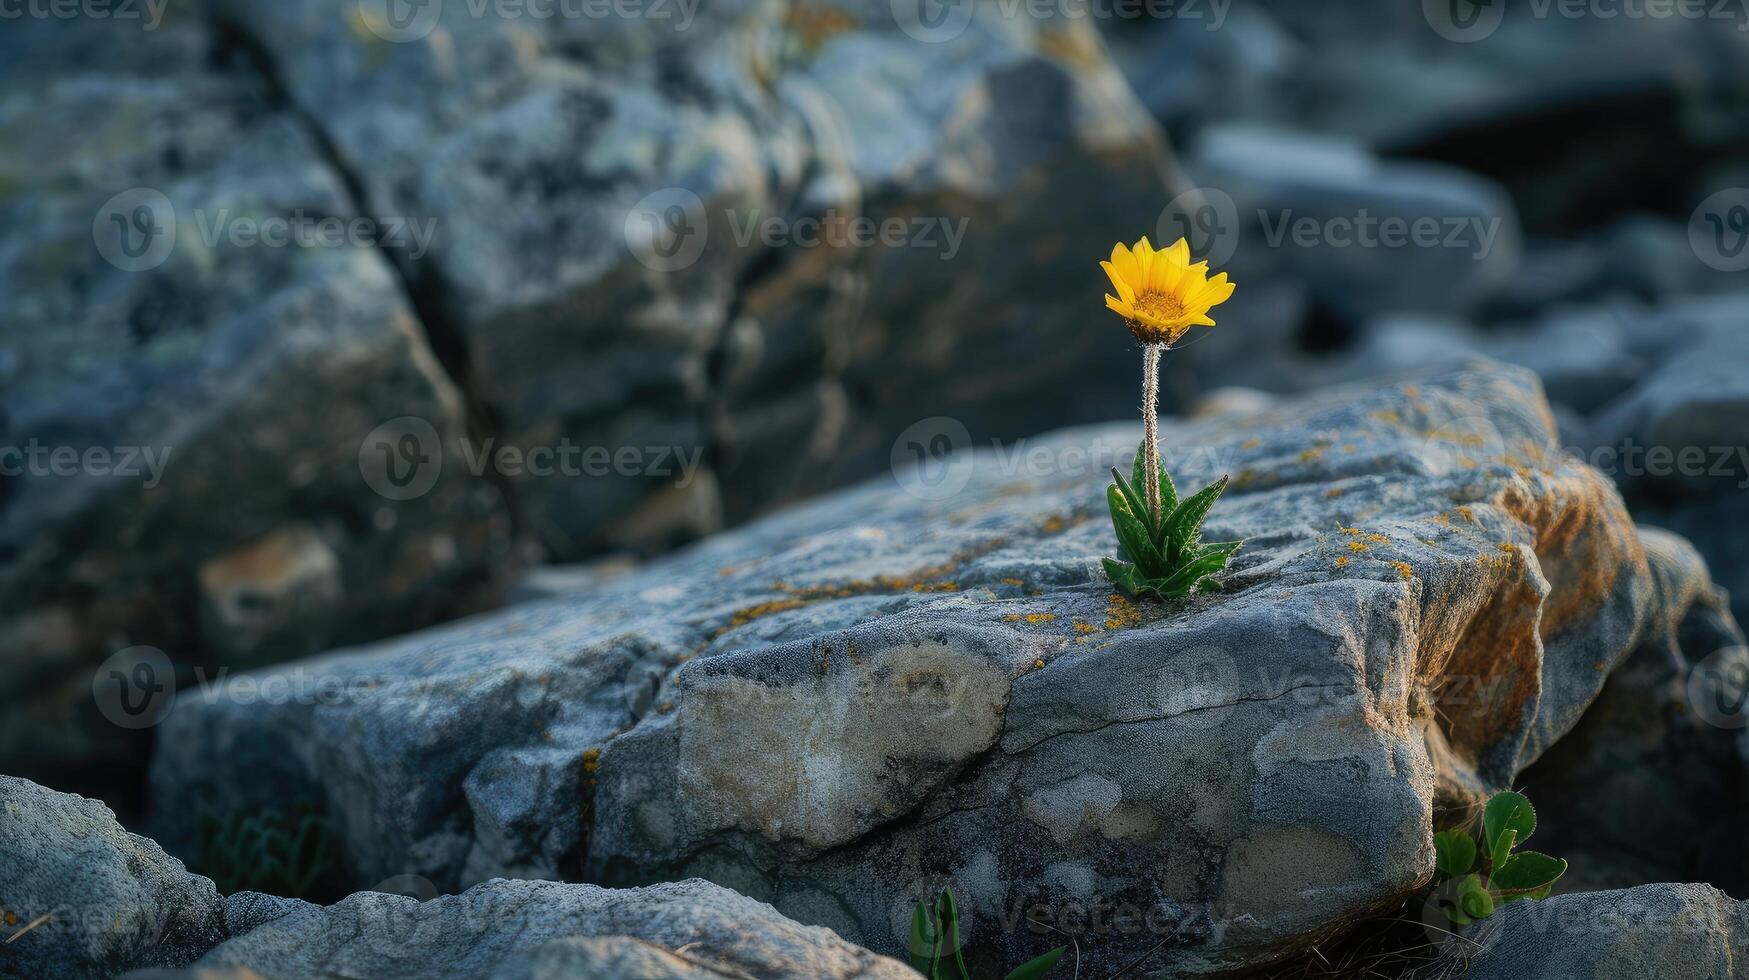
1141,343,1163,522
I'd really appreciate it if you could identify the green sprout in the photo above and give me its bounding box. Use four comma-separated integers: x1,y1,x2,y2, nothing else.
910,886,1067,980
194,807,344,901
1429,790,1567,926
1103,445,1242,599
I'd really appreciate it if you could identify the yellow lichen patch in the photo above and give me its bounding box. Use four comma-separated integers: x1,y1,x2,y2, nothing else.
1033,658,1048,670
1002,612,1059,624
727,597,809,629
582,748,602,775
1324,487,1344,498
1433,512,1452,525
718,543,1000,636
784,3,861,51
1105,593,1144,630
657,702,674,715
1370,409,1401,424
1041,515,1068,534
1389,560,1413,581
1402,385,1420,398
1498,542,1516,552
1038,26,1103,68
1457,506,1476,523
1367,533,1389,545
1000,577,1025,587
1241,438,1262,450
1348,541,1368,553
1300,446,1326,463
1335,556,1350,569
1071,618,1100,634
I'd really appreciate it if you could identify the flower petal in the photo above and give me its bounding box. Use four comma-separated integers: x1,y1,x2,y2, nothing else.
1165,237,1190,266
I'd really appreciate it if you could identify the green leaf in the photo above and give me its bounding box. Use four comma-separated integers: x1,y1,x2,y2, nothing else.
1102,558,1142,595
1110,467,1156,539
1484,791,1536,855
1433,829,1476,878
1491,851,1567,895
1457,873,1495,920
1191,540,1243,564
1108,485,1164,572
1164,476,1230,553
1490,828,1516,875
936,889,969,980
1131,445,1178,522
909,901,937,976
1147,545,1239,598
1005,946,1067,980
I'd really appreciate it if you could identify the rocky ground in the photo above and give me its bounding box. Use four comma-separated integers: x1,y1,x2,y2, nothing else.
6,361,1749,977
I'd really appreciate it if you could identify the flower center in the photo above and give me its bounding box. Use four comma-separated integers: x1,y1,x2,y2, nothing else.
1133,291,1186,323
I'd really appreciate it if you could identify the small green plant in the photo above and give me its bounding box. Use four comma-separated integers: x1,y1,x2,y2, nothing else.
1429,790,1567,926
910,887,1067,980
1103,446,1242,599
194,808,344,901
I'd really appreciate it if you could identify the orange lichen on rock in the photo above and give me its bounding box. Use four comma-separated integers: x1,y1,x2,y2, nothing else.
1104,593,1144,630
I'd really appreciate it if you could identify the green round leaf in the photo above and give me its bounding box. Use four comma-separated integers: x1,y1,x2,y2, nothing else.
1484,791,1536,853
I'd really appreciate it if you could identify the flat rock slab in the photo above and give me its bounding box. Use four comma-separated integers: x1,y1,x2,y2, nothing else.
177,878,910,980
0,776,910,980
1443,883,1749,980
153,359,1664,975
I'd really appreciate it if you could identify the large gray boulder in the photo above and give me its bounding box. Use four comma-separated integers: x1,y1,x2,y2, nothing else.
1438,883,1749,980
205,0,1188,547
153,360,1670,974
0,15,510,787
0,776,223,979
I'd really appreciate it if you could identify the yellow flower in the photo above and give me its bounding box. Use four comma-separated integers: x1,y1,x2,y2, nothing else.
1101,236,1235,345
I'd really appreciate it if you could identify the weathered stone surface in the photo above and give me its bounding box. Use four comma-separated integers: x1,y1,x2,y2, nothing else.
1435,883,1749,980
0,776,223,980
1521,528,1749,896
2,776,909,980
0,16,510,789
207,0,1186,547
154,360,1668,974
182,878,911,980
1183,124,1521,326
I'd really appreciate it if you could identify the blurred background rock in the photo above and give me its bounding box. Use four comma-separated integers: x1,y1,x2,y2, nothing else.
2,0,1746,816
